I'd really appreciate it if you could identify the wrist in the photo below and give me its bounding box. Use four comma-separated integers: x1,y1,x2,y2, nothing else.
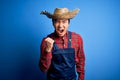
45,48,52,53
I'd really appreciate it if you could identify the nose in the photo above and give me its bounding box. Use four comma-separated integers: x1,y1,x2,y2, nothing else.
58,22,63,28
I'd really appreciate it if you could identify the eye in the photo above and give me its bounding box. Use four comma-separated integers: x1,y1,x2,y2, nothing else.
54,21,59,24
62,20,67,23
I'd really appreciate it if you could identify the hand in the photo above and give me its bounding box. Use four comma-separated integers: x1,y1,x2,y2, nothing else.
44,37,54,52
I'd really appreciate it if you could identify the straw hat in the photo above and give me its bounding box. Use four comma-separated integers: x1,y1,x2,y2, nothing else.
40,8,80,19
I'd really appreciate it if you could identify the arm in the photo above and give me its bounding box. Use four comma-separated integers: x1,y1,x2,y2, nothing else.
39,38,54,72
76,36,85,80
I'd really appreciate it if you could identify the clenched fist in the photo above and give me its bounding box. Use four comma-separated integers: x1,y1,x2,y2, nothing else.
44,37,54,52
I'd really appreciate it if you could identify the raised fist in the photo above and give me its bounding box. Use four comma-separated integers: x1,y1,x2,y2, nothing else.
44,37,54,52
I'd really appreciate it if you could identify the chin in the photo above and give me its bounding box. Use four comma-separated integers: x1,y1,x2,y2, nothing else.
58,33,65,37
58,35,64,37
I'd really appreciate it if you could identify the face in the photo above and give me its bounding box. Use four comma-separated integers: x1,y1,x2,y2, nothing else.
53,19,69,37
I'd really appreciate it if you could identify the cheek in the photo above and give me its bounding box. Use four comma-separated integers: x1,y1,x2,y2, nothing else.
64,24,69,29
53,24,58,29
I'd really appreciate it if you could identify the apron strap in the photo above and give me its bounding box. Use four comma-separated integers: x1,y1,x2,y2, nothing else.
53,42,59,50
68,31,72,48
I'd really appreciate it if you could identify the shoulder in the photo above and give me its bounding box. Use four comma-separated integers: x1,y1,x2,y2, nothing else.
42,32,55,39
71,31,83,41
46,32,54,38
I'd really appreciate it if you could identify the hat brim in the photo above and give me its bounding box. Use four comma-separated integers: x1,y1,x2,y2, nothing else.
40,8,80,19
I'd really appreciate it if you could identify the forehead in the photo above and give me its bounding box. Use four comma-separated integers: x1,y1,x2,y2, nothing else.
54,19,68,21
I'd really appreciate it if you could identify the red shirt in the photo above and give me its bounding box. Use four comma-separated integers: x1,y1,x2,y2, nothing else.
39,31,85,80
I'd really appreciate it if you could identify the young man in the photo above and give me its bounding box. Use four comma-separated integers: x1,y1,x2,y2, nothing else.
39,8,85,80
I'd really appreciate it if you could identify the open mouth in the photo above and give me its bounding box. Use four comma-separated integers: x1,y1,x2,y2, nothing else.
59,29,64,33
56,29,65,36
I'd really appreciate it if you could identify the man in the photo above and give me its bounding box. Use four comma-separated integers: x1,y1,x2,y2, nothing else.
39,8,85,80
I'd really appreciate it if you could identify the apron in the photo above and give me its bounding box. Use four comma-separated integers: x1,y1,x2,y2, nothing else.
47,32,77,80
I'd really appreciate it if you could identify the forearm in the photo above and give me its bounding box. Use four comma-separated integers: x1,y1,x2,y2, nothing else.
39,51,52,72
77,67,85,80
77,38,85,80
77,51,85,80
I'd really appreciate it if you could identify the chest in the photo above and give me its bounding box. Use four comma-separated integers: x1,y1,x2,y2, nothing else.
54,37,69,49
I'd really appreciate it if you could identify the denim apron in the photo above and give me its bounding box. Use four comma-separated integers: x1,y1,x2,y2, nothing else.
47,32,76,80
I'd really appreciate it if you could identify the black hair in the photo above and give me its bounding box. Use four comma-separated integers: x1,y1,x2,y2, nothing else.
52,19,70,25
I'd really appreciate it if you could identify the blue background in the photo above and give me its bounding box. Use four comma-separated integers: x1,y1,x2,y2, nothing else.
0,0,120,80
